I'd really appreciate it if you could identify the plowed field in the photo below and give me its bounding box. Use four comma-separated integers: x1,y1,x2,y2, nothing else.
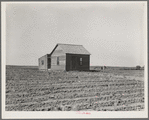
6,66,144,111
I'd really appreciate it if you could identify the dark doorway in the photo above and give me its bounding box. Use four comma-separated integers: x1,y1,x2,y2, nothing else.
47,57,51,69
70,56,77,70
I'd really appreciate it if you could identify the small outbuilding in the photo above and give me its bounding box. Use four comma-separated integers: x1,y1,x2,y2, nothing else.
38,43,91,71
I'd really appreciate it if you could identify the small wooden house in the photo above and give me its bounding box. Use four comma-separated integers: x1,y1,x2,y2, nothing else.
38,43,91,71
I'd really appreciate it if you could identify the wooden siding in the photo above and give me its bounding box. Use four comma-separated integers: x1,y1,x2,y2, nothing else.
38,55,48,70
51,45,66,71
66,54,90,71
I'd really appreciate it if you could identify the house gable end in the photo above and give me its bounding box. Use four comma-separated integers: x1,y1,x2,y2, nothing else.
50,44,66,71
50,44,65,56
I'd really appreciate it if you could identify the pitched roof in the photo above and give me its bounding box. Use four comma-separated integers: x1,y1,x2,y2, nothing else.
51,43,91,55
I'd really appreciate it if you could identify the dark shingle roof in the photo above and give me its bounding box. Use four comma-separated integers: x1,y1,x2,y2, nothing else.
51,43,91,55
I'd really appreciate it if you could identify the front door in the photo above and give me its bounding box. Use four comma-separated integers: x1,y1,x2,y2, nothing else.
47,57,51,69
71,56,77,70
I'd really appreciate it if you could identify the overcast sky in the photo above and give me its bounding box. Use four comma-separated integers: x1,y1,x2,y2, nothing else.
5,2,146,67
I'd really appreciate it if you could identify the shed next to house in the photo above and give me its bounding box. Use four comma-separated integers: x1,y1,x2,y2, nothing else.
38,43,91,71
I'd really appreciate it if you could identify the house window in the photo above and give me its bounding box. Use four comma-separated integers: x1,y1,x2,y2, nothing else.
80,58,82,65
41,60,44,65
57,57,59,65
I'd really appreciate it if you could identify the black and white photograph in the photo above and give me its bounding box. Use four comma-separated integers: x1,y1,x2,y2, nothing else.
1,1,148,119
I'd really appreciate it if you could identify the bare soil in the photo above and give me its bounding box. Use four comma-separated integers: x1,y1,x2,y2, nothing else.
5,66,144,111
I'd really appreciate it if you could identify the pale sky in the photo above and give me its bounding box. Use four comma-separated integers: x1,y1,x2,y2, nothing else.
5,2,147,67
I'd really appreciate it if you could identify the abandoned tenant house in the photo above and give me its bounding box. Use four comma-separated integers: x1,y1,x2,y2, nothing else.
38,43,91,71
